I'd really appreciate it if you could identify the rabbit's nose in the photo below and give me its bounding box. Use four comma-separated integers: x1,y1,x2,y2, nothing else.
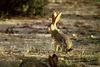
48,27,51,32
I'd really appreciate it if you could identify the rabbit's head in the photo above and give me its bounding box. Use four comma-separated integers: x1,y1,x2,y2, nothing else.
48,11,62,32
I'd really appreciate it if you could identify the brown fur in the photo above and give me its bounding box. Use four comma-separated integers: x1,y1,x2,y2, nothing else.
48,11,73,52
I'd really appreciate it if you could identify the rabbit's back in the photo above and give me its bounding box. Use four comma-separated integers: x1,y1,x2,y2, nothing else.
51,30,67,46
51,30,73,50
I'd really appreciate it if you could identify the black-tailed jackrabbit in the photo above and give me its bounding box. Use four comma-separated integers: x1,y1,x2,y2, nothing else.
48,11,73,52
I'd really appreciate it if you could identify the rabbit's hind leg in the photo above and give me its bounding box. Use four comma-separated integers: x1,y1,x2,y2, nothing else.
54,42,60,52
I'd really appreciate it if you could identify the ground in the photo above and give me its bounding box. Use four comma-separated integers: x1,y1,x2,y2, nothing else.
0,0,100,67
0,17,99,67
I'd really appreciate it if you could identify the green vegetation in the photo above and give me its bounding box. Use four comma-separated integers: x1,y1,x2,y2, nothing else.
0,0,48,17
96,0,100,2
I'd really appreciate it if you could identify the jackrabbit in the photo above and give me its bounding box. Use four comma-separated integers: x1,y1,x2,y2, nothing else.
48,11,73,52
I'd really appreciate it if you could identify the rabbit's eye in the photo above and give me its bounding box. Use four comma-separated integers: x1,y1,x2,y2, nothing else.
48,24,51,27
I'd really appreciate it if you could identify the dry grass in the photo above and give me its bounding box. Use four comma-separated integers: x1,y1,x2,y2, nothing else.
0,43,99,67
0,12,99,67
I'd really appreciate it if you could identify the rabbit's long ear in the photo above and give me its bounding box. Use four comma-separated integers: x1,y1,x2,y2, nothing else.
54,12,62,25
54,11,57,17
52,11,57,23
